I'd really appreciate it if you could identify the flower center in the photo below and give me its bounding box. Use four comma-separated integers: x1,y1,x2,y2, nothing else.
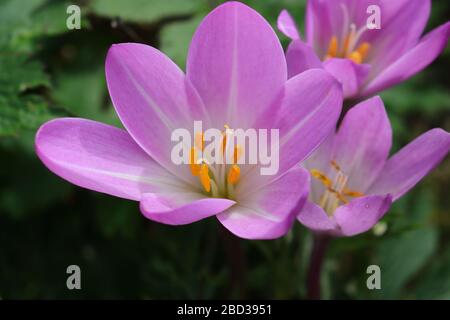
310,160,364,216
324,5,371,64
189,125,242,199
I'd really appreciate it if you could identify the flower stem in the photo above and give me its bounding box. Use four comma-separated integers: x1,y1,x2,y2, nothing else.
219,224,247,298
307,233,331,300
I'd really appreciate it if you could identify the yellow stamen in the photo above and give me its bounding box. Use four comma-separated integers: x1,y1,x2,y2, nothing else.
312,160,364,214
342,34,351,56
334,191,349,204
327,36,338,58
348,51,362,64
330,160,341,171
356,42,370,60
189,147,201,176
310,169,332,188
199,164,211,192
343,188,365,198
195,132,204,151
227,164,240,185
221,125,231,153
233,145,242,164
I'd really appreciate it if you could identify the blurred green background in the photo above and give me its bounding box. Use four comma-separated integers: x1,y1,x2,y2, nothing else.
0,0,449,299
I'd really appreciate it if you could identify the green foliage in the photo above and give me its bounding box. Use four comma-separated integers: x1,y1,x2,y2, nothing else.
0,0,449,299
89,0,204,23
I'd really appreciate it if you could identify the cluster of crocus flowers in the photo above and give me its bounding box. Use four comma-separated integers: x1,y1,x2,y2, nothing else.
298,97,450,236
278,0,450,98
35,2,343,239
34,1,449,242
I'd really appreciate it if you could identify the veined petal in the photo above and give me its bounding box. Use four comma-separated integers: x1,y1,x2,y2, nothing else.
362,22,450,97
305,0,335,55
240,69,341,190
368,129,450,201
274,69,342,177
187,1,287,129
217,167,309,240
286,40,323,78
297,200,338,233
333,194,392,236
333,96,392,192
105,43,207,184
35,118,179,201
366,0,431,72
140,193,235,225
277,9,300,40
323,58,370,98
302,134,335,204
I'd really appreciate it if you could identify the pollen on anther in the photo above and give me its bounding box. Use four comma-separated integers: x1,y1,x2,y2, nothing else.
199,164,211,192
227,164,240,185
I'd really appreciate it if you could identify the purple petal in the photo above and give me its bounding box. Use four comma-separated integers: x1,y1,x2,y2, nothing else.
186,1,287,128
105,43,206,184
273,69,342,177
242,69,341,191
333,96,392,192
304,0,335,55
333,194,392,237
365,0,431,72
297,200,338,233
362,22,450,97
286,40,323,78
303,134,335,204
277,9,300,40
35,118,178,201
217,167,309,239
369,129,450,201
323,58,370,98
140,193,235,225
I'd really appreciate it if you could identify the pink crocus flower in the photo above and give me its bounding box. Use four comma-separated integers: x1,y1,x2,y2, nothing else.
298,96,450,236
278,0,450,99
35,2,343,239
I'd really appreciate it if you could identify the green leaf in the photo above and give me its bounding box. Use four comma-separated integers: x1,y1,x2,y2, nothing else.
373,227,438,298
89,0,204,23
415,252,450,299
53,65,119,126
160,16,203,69
0,54,56,136
31,0,89,37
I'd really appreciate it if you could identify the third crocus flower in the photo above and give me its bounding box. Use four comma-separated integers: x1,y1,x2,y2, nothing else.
278,0,450,99
298,96,450,237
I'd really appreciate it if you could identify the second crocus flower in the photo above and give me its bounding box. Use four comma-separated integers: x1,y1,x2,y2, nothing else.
278,0,450,99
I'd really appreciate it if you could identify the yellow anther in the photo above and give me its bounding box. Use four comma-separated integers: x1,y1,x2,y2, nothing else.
189,147,201,176
343,188,365,198
233,145,242,164
327,36,338,58
199,164,211,192
221,125,232,153
342,34,352,56
336,192,349,204
330,160,341,172
310,169,332,188
227,165,240,185
356,42,370,60
195,132,204,151
221,135,227,154
348,51,362,64
190,164,201,176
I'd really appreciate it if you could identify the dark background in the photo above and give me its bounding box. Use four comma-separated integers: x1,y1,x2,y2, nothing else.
0,0,449,299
